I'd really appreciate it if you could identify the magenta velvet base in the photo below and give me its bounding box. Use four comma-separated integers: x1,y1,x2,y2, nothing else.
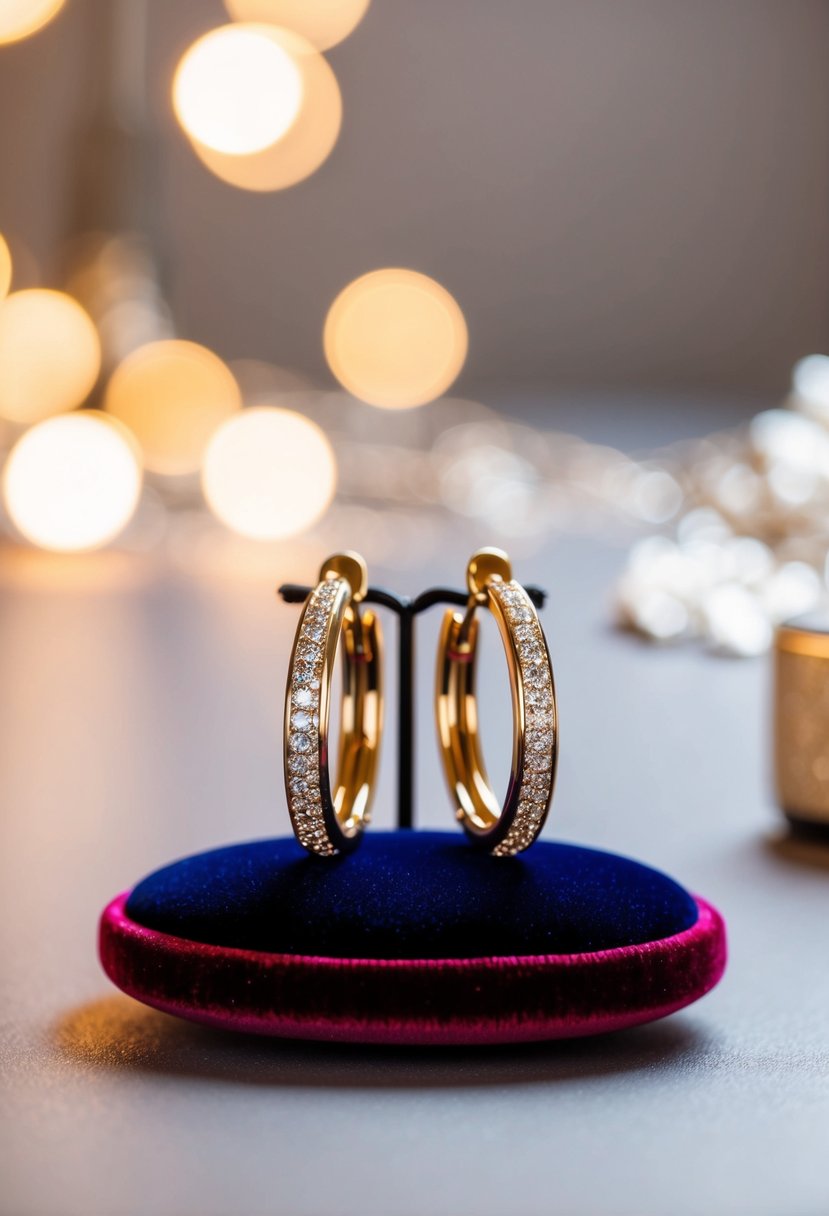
100,892,726,1045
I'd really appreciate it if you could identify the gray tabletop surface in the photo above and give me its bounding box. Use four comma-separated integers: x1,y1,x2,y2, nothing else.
2,395,827,1216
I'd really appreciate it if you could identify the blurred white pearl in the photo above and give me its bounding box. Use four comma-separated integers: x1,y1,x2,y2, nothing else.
792,354,829,424
767,461,820,507
621,585,690,641
701,584,773,657
760,561,823,623
750,410,829,479
676,507,732,546
724,536,775,588
682,537,740,585
630,468,683,524
714,463,764,519
626,536,710,602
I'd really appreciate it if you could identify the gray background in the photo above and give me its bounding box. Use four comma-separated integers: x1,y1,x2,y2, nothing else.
0,0,827,395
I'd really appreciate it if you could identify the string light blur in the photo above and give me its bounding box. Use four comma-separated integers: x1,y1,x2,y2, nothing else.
0,289,100,424
173,24,303,156
224,0,370,51
0,0,64,45
3,412,142,552
202,406,337,539
0,232,11,300
187,28,341,192
324,268,468,408
104,339,241,476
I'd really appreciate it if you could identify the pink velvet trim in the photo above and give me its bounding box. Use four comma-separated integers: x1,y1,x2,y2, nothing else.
99,892,726,1045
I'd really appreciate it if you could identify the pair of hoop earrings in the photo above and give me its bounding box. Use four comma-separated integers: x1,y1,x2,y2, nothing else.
283,549,558,858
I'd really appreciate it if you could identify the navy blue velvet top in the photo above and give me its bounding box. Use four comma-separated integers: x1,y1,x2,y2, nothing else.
125,831,698,960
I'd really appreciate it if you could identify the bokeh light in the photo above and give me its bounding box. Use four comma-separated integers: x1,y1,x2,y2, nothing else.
3,412,142,552
104,339,241,476
792,353,829,423
0,233,11,300
0,289,101,424
0,0,64,45
173,24,303,156
202,406,337,539
187,27,341,192
224,0,370,51
324,268,468,408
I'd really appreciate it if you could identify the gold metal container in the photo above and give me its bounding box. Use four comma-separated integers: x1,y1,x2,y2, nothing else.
774,615,829,830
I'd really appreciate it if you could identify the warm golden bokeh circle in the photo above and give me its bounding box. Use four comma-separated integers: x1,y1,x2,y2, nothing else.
323,268,468,408
104,339,242,476
0,233,11,300
0,289,101,424
0,0,65,45
3,411,142,552
173,24,303,156
224,0,370,51
187,27,341,192
202,406,337,539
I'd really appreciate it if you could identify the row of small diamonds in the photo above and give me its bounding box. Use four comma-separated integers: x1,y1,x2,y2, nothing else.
489,580,555,856
286,577,346,856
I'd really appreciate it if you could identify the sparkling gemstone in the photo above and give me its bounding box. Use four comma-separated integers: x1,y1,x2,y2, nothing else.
290,732,312,753
303,624,324,642
525,771,549,791
520,645,543,664
525,687,551,707
289,777,309,795
291,710,312,731
293,670,320,691
525,750,548,772
528,730,553,751
293,687,314,708
288,754,309,775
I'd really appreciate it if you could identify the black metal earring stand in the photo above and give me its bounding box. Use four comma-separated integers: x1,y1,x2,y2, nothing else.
279,580,547,830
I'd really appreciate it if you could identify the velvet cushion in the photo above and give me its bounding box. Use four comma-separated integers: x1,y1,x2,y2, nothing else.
101,832,726,1045
125,830,698,959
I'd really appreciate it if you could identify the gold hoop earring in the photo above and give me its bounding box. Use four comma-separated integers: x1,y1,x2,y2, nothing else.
436,548,558,856
284,552,382,856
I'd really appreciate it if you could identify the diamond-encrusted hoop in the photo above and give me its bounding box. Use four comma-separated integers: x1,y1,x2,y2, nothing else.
489,579,557,856
284,553,382,857
284,576,347,856
436,550,558,857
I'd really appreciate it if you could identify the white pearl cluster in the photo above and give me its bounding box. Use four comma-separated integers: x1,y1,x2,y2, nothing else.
616,357,829,656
